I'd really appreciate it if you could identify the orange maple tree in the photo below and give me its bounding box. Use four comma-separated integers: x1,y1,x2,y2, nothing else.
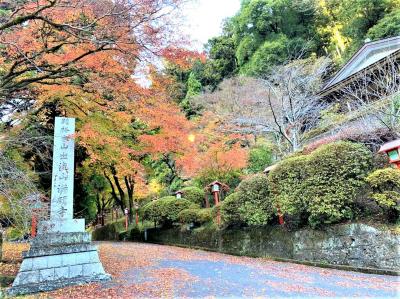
1,0,250,222
0,0,188,218
175,111,249,180
0,0,182,110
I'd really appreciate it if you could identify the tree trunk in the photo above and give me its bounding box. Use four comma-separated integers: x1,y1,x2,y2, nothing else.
95,193,102,225
0,231,2,262
113,175,126,209
163,154,179,192
124,175,134,223
104,172,125,213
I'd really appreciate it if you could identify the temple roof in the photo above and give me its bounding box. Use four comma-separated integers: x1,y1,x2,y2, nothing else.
321,36,400,94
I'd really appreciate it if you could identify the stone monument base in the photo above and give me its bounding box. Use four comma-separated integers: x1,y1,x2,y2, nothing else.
8,232,111,296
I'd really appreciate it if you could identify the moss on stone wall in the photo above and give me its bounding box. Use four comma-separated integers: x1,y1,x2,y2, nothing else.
145,223,399,271
92,220,125,241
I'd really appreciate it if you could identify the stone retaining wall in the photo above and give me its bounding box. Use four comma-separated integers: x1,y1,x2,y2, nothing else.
144,223,400,271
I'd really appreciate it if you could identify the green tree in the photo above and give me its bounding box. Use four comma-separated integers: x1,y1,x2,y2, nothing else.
81,173,112,224
229,0,319,75
367,10,400,40
247,143,273,173
185,72,202,97
181,72,202,117
240,34,290,76
316,0,399,63
201,36,238,89
340,0,395,41
164,62,191,103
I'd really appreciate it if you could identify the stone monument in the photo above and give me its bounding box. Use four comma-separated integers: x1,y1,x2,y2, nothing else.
8,117,110,296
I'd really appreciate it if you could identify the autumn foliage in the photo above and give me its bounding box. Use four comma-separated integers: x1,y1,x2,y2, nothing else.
0,0,182,105
0,0,250,228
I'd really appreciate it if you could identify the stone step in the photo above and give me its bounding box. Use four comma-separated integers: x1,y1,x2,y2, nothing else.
8,238,111,296
31,232,91,248
8,273,110,296
19,250,101,272
23,243,97,258
13,262,107,285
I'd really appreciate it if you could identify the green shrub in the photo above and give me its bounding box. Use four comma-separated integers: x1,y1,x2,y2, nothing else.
178,209,198,224
366,168,400,221
5,227,26,241
197,208,213,223
219,174,273,227
178,208,213,225
247,144,273,173
269,141,373,228
180,186,205,206
236,174,274,225
220,192,243,226
372,153,391,170
142,196,194,227
305,142,372,227
269,155,309,218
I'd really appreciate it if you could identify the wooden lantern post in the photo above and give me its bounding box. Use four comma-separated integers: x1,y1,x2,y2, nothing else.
206,181,229,226
378,139,400,169
31,211,38,238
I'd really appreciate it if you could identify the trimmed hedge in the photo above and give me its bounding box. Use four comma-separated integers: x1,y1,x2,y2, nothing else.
220,192,242,226
269,141,373,228
236,173,273,225
180,186,205,206
305,142,372,227
142,196,195,227
220,174,273,227
366,168,400,220
269,155,309,218
178,208,213,225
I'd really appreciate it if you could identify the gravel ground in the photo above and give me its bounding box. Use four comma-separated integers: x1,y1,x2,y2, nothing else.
41,242,400,298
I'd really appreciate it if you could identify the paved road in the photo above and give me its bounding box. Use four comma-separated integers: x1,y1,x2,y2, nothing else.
47,242,399,298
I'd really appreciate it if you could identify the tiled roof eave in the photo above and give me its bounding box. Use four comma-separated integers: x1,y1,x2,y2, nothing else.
321,36,400,92
319,49,400,97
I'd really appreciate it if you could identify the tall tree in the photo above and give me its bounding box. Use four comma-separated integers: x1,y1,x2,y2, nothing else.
0,0,189,223
0,0,182,114
191,57,331,155
316,0,400,63
228,0,319,75
367,9,400,41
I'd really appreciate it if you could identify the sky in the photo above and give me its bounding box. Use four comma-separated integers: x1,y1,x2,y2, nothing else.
181,0,241,51
134,0,241,86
